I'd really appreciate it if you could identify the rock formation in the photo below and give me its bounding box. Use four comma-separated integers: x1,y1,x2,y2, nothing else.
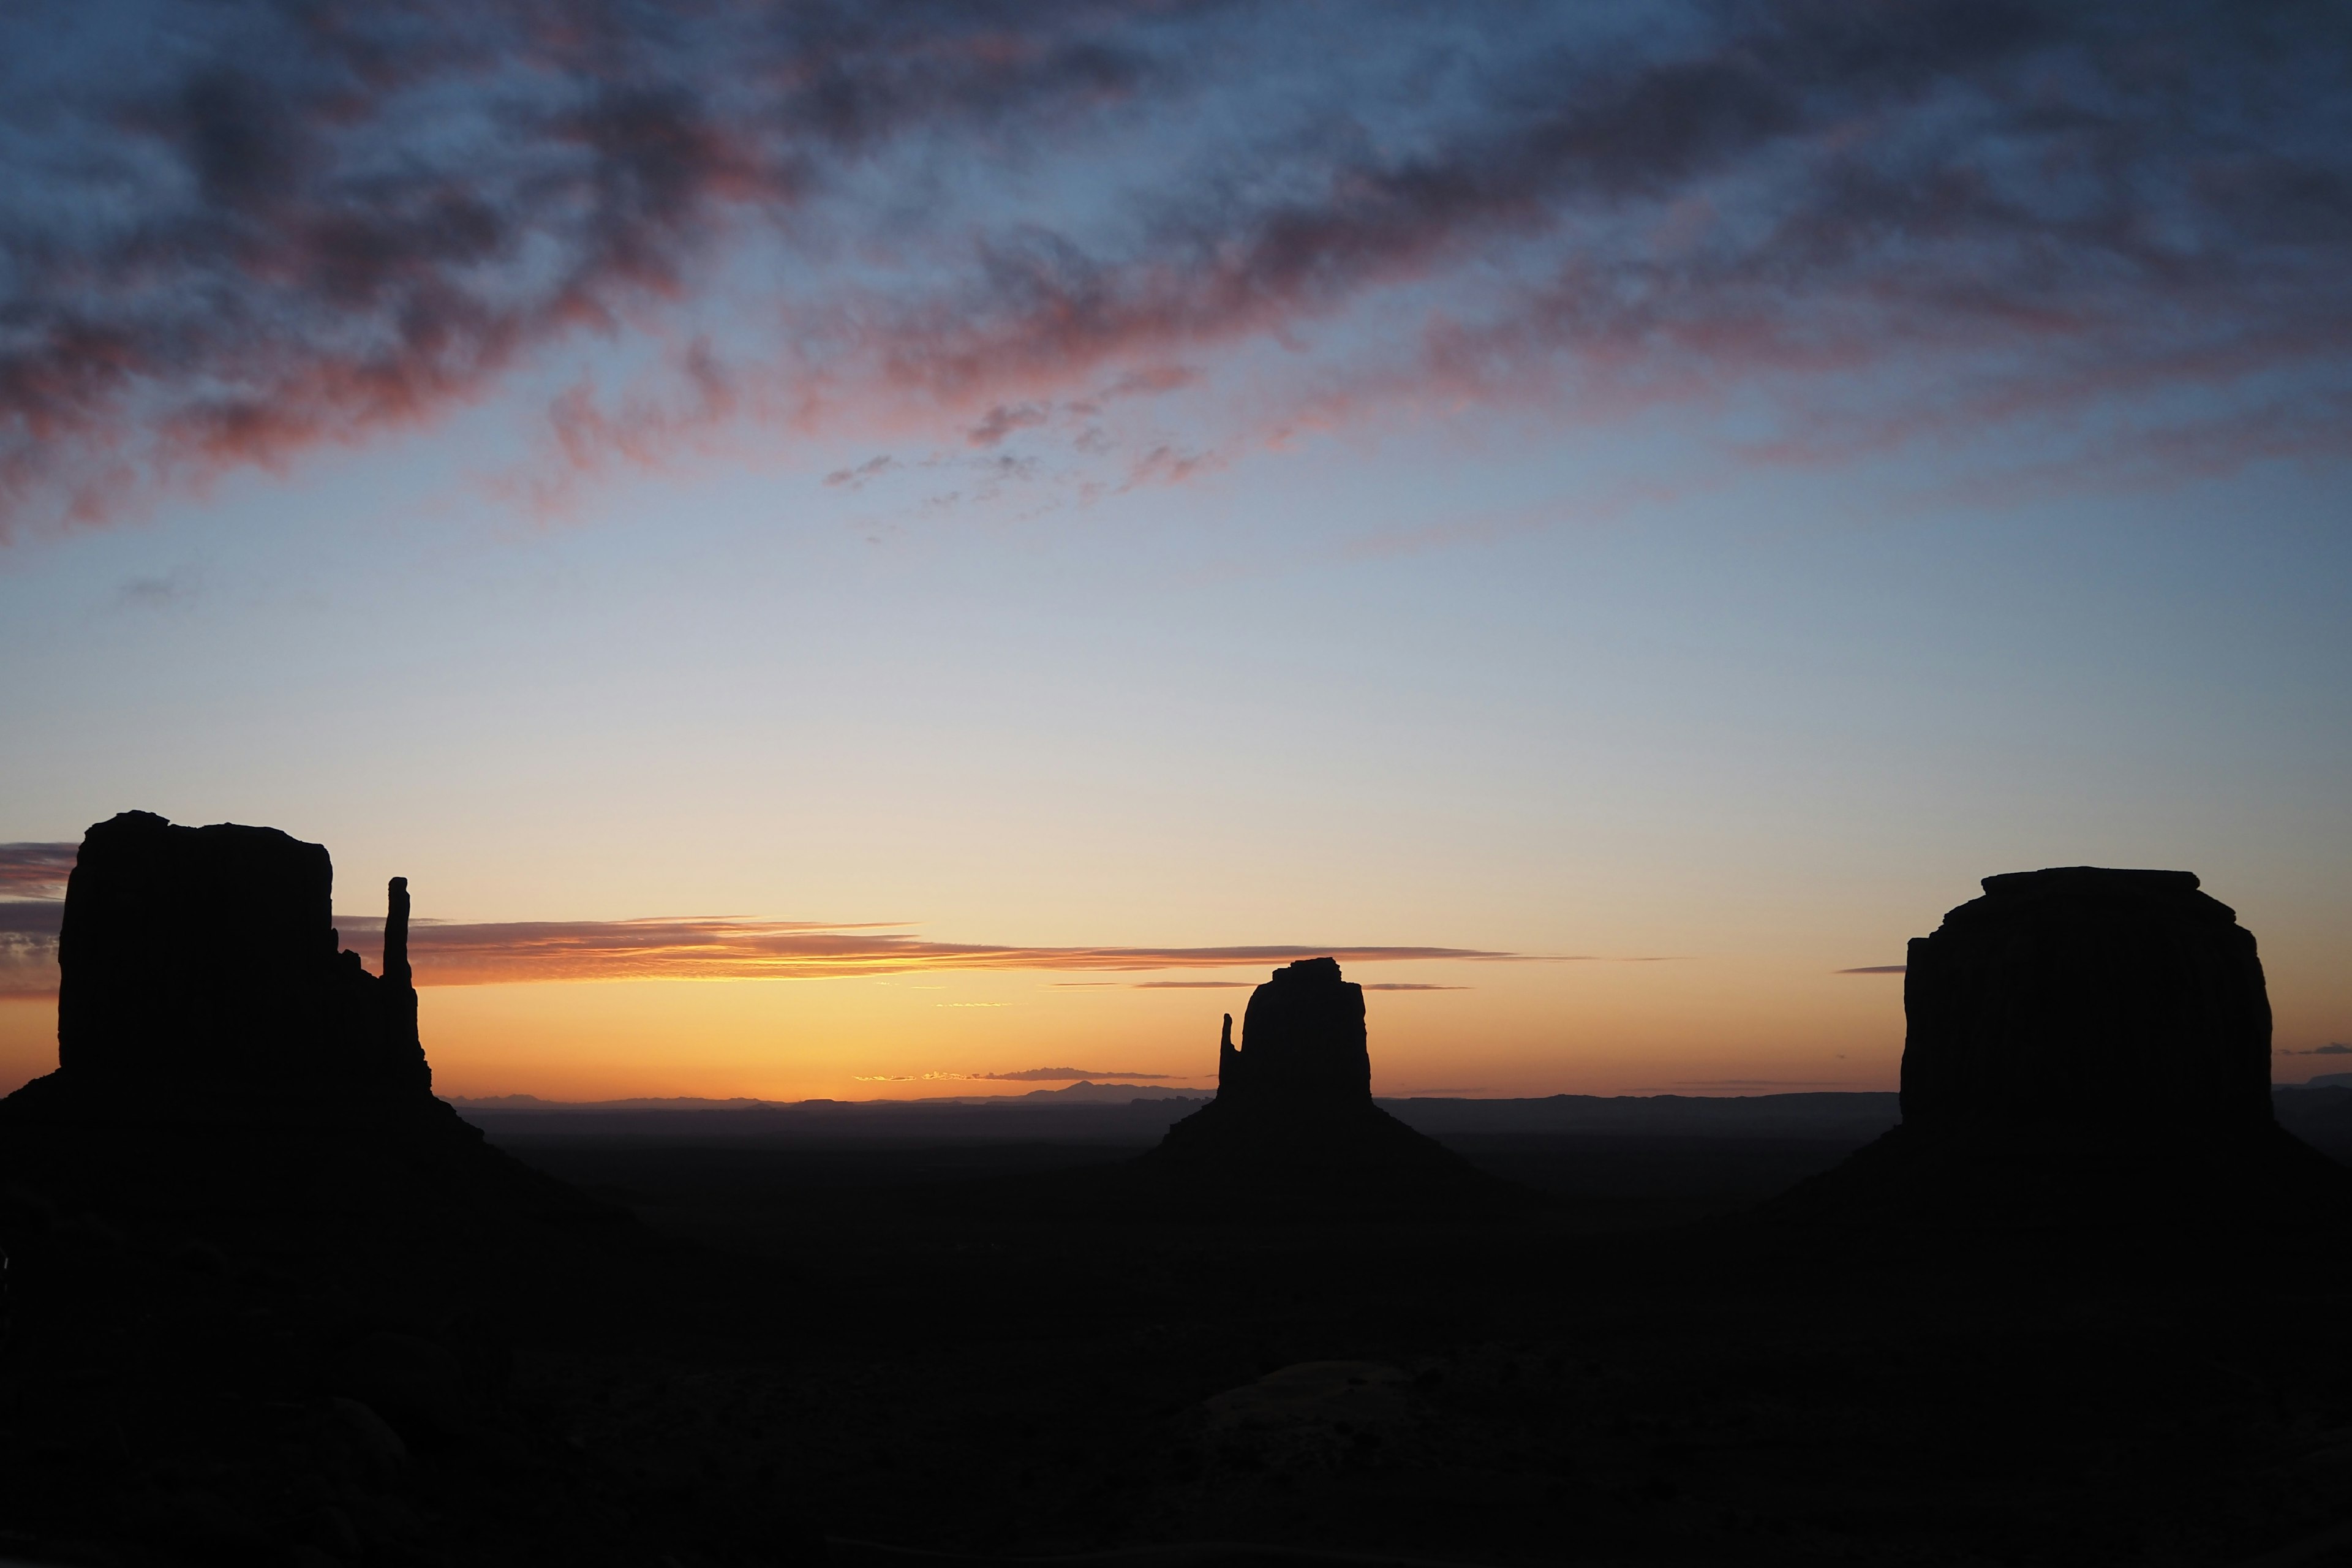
1147,958,1522,1208
0,817,804,1567
54,810,430,1103
0,805,626,1312
1777,865,2342,1232
1900,867,2273,1142
1215,956,1371,1110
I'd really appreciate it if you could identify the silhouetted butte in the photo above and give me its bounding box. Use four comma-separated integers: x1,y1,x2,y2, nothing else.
0,812,810,1566
1144,957,1525,1208
0,810,601,1228
51,809,428,1104
1785,865,2346,1230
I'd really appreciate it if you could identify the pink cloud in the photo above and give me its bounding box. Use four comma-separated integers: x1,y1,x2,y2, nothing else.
0,843,76,899
6,3,2348,533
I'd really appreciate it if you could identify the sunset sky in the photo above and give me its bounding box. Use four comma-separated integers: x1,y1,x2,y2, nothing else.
2,1,2347,1101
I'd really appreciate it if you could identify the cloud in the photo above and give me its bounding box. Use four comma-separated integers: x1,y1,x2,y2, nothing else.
1662,1079,1872,1090
0,897,66,999
961,1066,1174,1082
1838,965,1907,974
119,568,201,609
0,843,76,899
823,454,896,490
330,916,1547,986
1124,982,1458,992
967,402,1051,447
2278,1043,2352,1056
0,888,1553,994
4,3,2347,533
852,1068,1195,1084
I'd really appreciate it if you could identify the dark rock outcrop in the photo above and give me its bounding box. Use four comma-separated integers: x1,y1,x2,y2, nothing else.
0,811,576,1198
0,812,814,1568
1215,956,1371,1109
1777,866,2344,1234
1147,959,1525,1209
55,810,429,1103
1900,867,2272,1141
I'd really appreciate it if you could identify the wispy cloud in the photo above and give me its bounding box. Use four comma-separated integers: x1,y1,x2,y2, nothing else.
0,889,1554,998
1837,965,1907,975
1,891,1656,995
4,3,2346,533
1117,972,1605,990
0,843,76,899
1659,1079,1875,1091
850,1068,1199,1084
328,916,1549,986
961,1066,1175,1082
0,898,67,998
118,568,202,610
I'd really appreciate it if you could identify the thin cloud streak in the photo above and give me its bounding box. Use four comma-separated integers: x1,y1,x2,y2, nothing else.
0,897,1587,993
0,899,64,999
960,1067,1175,1082
0,843,77,899
320,914,1567,986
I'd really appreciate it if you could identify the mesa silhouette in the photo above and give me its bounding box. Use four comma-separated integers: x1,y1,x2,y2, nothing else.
0,812,814,1566
1783,865,2348,1231
1141,956,1529,1209
52,809,428,1105
0,810,641,1253
0,810,507,1183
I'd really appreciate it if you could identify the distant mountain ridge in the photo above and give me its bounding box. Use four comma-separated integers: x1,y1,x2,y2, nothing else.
448,1088,1916,1148
452,1080,1210,1110
451,1087,1898,1120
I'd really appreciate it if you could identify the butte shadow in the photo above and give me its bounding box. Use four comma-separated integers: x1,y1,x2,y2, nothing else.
1133,957,1536,1214
1770,865,2352,1238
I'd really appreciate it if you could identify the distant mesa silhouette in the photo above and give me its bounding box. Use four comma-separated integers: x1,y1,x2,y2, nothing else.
1784,865,2345,1229
1145,957,1523,1208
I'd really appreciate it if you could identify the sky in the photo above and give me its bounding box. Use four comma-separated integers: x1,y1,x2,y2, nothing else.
1,0,2348,1100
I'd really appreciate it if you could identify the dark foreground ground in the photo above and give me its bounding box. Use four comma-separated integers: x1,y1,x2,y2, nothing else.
479,1091,2352,1567
10,1090,2352,1566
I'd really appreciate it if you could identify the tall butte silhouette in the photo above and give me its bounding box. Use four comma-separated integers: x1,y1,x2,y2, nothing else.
0,810,603,1238
0,822,818,1561
52,810,429,1104
1782,866,2346,1230
1142,957,1525,1208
